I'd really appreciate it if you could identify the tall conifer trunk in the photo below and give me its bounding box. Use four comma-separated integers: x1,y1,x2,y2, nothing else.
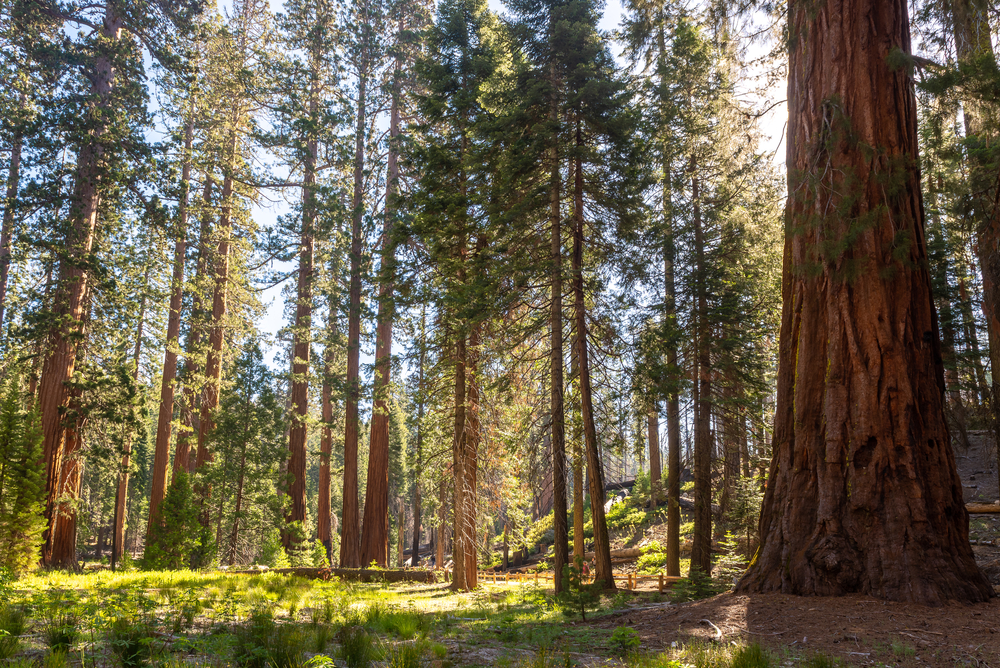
175,179,214,475
451,330,467,589
0,92,25,338
340,57,367,570
548,79,568,593
410,305,426,566
149,116,193,534
361,35,402,566
195,163,235,488
572,130,614,590
950,0,1000,485
737,0,992,604
39,5,122,567
284,75,319,550
690,164,712,576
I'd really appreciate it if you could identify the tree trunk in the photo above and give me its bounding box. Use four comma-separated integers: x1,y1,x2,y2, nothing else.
737,0,992,605
175,178,214,475
464,318,481,587
658,69,682,576
0,94,25,338
39,5,122,568
451,330,468,590
572,132,614,590
436,474,446,568
410,305,427,567
690,163,712,577
284,80,319,551
340,65,367,570
195,166,235,501
647,411,660,509
361,43,402,566
149,116,193,535
548,101,569,594
318,342,334,563
112,273,148,569
951,0,1000,494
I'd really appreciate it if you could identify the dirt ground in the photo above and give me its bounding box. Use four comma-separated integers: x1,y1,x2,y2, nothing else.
581,432,1000,667
592,592,1000,667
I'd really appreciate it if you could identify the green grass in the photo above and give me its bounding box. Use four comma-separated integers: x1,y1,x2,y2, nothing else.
0,569,847,668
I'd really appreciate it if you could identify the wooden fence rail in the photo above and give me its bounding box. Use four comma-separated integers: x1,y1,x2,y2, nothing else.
437,569,684,594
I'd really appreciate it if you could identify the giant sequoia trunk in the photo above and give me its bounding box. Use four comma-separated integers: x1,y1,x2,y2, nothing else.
737,0,992,605
340,66,366,570
360,53,402,567
38,6,122,567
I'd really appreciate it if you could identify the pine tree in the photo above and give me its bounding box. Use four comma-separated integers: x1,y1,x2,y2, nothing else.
0,378,45,575
143,471,200,570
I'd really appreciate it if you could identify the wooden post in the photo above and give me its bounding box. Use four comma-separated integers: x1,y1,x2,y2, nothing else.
535,571,539,584
658,573,664,593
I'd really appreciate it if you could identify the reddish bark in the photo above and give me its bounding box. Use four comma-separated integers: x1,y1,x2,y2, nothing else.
360,49,402,567
174,179,214,476
317,344,334,562
737,0,992,604
451,331,468,590
548,108,568,593
572,140,614,590
647,412,660,510
0,94,25,337
284,84,318,551
690,165,712,577
464,320,481,587
148,117,193,534
340,65,366,570
38,5,122,568
195,167,235,505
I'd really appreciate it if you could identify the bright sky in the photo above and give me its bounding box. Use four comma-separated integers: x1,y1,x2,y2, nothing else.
253,0,789,372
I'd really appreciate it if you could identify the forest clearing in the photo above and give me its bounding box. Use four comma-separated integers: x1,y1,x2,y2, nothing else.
4,0,1000,664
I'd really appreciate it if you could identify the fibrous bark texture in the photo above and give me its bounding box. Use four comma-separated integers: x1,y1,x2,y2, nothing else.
737,0,992,605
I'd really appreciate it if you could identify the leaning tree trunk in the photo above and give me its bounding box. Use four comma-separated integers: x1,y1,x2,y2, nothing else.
572,136,614,591
340,65,367,570
148,117,193,535
736,0,992,605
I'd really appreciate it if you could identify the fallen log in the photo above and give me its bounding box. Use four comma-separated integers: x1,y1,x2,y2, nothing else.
233,567,438,583
583,547,643,561
967,503,1000,514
